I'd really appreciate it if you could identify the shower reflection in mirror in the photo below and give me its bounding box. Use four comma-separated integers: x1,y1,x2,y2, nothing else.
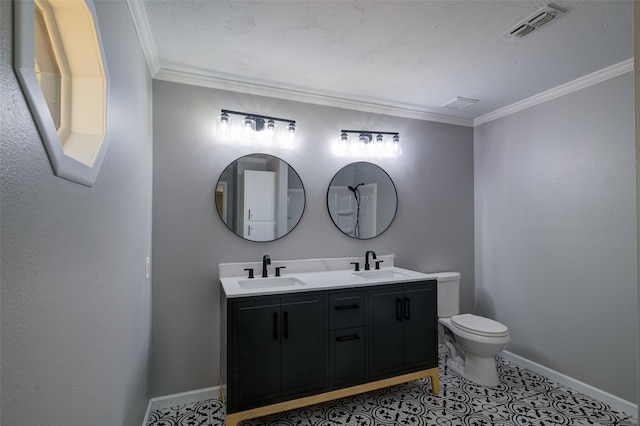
215,154,305,242
327,162,397,240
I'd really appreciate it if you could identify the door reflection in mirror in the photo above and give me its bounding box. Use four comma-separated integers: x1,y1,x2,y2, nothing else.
216,154,305,242
327,162,397,239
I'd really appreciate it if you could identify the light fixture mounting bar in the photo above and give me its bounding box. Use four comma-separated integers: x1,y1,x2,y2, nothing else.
221,109,295,124
341,130,399,136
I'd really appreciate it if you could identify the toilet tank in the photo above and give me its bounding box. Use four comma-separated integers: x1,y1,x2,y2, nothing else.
436,272,461,318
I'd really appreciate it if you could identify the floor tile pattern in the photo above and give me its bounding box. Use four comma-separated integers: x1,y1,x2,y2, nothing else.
146,354,637,426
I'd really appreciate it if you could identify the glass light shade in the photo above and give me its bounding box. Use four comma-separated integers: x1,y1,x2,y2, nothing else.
338,132,349,153
280,122,297,147
392,134,401,154
216,112,231,136
375,134,385,152
240,116,255,142
263,119,277,144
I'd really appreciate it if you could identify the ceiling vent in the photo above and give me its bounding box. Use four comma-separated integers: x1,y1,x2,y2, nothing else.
503,4,567,39
440,97,478,110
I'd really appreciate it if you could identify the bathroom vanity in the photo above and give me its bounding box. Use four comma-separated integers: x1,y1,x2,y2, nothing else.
219,256,441,426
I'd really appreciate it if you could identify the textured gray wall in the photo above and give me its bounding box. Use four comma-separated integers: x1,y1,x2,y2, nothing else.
1,2,153,425
151,80,475,396
474,72,637,402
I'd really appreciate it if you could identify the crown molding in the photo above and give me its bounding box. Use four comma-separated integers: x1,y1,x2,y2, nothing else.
154,66,474,127
126,0,160,76
126,2,629,129
474,58,634,127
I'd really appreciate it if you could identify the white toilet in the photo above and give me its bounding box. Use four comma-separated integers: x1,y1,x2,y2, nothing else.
437,272,510,387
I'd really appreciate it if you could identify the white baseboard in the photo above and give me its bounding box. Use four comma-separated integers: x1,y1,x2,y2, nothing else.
501,350,637,418
141,386,220,426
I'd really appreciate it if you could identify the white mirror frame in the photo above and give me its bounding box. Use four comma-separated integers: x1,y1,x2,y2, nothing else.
13,0,110,187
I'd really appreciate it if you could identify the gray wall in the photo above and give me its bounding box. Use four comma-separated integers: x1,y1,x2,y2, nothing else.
151,80,475,396
474,72,637,402
1,2,153,425
636,2,640,415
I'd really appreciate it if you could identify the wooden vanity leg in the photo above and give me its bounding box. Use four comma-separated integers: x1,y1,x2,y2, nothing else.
429,368,440,394
225,413,241,426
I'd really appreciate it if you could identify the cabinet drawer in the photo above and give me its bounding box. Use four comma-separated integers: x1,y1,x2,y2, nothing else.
329,291,364,329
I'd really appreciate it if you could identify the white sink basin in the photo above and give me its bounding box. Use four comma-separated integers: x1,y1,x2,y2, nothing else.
352,269,410,279
238,277,308,290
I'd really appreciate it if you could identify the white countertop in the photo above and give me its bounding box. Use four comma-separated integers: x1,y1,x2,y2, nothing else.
220,266,442,298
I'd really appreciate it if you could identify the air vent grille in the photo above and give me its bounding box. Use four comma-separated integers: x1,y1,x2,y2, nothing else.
503,4,566,39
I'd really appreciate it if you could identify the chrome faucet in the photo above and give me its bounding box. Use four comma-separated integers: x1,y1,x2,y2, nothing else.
262,255,271,277
364,250,377,271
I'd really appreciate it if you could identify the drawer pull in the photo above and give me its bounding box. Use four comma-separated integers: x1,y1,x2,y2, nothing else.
335,304,360,311
335,334,360,342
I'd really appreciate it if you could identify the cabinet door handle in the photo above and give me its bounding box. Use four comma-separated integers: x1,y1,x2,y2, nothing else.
283,310,289,339
248,225,251,236
248,208,252,219
396,298,403,321
336,334,360,342
273,312,278,340
404,297,411,320
335,304,360,311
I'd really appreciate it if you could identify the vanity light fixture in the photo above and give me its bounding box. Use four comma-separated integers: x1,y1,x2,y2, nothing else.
335,130,401,157
216,109,297,147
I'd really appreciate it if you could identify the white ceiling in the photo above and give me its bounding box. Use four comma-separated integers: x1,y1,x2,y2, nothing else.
130,0,633,126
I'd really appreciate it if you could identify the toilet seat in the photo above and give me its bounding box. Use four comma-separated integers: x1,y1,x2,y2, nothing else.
451,314,509,338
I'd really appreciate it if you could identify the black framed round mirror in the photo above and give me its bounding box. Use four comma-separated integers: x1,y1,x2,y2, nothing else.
216,154,305,242
327,162,397,239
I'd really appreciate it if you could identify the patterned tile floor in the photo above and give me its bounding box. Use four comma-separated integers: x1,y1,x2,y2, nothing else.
146,353,637,426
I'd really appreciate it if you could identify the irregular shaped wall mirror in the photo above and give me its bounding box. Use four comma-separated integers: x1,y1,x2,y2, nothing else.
327,162,397,239
216,154,305,242
14,0,109,187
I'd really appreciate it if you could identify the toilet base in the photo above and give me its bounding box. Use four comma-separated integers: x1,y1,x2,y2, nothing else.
463,354,500,386
446,352,500,387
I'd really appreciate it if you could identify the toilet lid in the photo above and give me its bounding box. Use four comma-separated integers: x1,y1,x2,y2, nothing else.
451,314,509,337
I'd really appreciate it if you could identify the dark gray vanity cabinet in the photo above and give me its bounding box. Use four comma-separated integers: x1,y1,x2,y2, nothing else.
367,281,437,379
223,279,439,421
228,293,326,412
328,291,365,387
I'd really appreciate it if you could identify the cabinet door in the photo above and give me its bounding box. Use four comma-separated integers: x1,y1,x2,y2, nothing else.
231,298,281,409
329,326,365,387
367,287,404,378
402,283,437,370
281,294,326,396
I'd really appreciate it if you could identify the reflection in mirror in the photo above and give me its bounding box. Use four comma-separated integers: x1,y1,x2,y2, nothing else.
34,2,62,129
216,154,305,242
327,162,397,239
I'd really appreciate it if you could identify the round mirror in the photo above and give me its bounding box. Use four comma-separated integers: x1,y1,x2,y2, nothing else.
216,154,305,242
327,162,398,239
